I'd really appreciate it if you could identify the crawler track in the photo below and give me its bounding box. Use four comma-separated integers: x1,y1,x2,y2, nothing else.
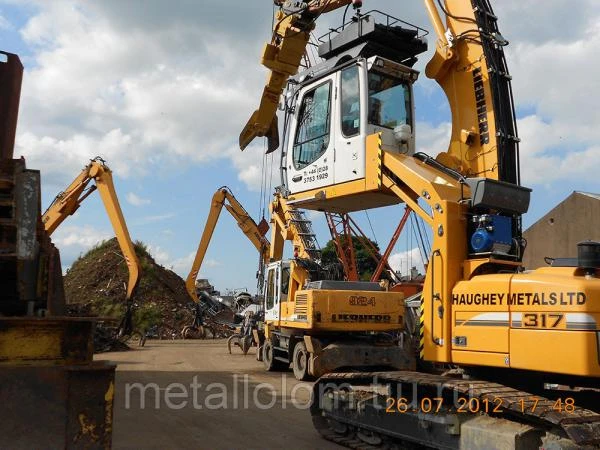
311,371,600,449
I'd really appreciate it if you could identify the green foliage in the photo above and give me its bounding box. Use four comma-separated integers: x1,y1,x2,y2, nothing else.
133,240,156,275
95,300,125,318
134,240,148,254
134,304,162,332
322,236,382,281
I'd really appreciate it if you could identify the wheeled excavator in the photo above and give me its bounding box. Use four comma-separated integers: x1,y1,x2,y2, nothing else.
240,1,600,448
42,156,141,304
187,186,409,380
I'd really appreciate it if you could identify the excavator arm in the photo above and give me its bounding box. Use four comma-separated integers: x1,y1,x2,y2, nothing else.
239,0,361,152
185,187,270,302
42,157,140,300
424,0,520,184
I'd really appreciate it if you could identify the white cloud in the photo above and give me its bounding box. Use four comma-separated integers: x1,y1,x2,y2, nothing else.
228,141,281,192
516,115,600,186
12,0,598,195
13,0,268,188
388,247,425,278
53,224,110,248
135,212,175,225
126,192,150,206
204,259,221,268
16,129,137,189
495,0,599,46
51,224,112,271
415,121,452,155
146,246,197,278
146,244,170,267
0,14,11,30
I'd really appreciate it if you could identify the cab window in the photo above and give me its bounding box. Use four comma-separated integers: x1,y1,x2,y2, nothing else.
265,269,275,310
368,71,411,129
280,266,290,302
293,81,332,170
341,66,360,137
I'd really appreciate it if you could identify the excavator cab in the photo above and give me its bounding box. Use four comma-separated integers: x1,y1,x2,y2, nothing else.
280,12,427,204
263,260,291,323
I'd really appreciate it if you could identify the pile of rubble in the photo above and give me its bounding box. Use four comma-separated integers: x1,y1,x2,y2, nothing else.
64,238,237,346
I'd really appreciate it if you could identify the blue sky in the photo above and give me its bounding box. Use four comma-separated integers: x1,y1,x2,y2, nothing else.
1,0,599,295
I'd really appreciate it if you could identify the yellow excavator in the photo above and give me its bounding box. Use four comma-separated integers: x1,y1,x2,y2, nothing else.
263,190,408,380
240,0,600,448
187,186,408,380
42,156,141,302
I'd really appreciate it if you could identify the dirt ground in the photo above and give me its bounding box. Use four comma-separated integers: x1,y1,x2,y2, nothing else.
96,340,342,450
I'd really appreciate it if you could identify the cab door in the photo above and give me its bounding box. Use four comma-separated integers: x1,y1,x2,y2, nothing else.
286,74,336,193
264,263,280,323
334,62,367,185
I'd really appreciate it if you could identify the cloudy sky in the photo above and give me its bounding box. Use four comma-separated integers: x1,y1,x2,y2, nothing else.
1,0,598,294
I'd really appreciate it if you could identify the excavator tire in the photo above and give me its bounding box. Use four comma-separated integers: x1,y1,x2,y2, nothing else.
292,341,311,381
262,339,287,371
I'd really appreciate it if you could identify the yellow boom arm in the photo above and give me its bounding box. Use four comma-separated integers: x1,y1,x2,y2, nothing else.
186,187,270,302
424,0,520,183
42,157,141,300
239,0,359,152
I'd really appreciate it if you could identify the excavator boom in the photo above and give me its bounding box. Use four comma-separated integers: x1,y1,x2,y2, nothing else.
42,158,140,300
425,0,520,184
239,0,360,152
186,187,270,301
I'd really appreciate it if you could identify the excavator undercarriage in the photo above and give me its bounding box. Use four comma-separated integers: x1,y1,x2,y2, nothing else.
311,371,600,449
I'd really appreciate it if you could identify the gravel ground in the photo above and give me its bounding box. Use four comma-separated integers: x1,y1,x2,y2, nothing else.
96,340,342,450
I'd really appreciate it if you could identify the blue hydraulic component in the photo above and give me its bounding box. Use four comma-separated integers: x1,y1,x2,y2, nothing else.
471,228,494,253
470,215,512,253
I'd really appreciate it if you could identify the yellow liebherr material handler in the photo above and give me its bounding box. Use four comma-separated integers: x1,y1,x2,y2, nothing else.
186,186,408,380
42,157,141,302
241,0,600,447
263,191,407,380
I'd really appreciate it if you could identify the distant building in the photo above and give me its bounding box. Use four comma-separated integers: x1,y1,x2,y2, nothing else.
523,192,600,269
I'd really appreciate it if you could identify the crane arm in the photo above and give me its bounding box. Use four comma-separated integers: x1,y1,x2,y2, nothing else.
424,0,520,184
239,0,360,153
42,158,141,300
42,167,95,235
185,187,270,302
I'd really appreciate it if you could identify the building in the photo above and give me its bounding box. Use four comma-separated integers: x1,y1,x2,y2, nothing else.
523,192,600,269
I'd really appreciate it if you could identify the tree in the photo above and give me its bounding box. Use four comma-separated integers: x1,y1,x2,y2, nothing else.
321,236,381,281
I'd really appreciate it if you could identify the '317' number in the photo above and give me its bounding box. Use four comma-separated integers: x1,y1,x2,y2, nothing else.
522,313,563,328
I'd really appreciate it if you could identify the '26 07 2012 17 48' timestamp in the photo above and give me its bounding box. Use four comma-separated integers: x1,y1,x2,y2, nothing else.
385,396,576,414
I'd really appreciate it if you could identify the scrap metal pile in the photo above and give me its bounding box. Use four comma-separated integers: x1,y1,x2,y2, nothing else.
64,237,245,349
